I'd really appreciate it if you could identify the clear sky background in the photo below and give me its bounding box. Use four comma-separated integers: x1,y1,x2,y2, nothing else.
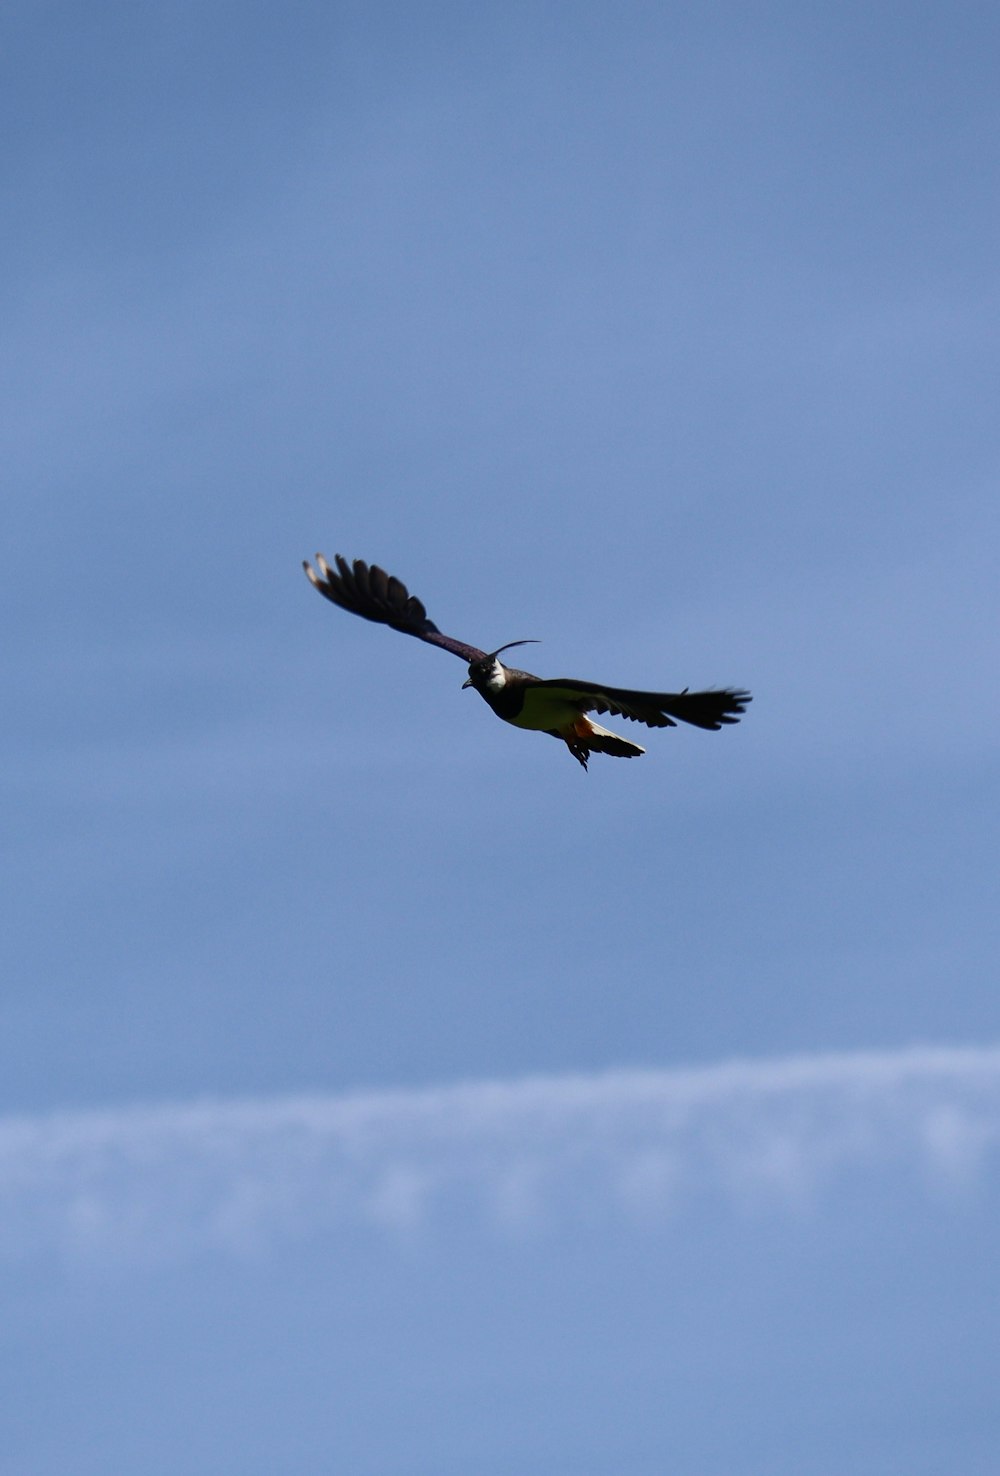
4,2,999,1472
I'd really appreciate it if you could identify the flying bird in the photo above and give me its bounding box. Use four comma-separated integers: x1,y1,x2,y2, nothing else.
304,554,750,770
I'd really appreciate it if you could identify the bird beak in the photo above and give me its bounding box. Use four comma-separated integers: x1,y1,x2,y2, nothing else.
461,678,472,689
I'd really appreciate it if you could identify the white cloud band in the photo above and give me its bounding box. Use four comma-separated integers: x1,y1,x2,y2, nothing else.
2,1045,999,1262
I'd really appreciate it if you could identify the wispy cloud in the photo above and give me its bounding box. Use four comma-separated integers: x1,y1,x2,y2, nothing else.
2,1046,999,1263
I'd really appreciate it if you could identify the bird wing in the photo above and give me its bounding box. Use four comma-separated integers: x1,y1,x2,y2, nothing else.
304,554,487,664
525,679,752,730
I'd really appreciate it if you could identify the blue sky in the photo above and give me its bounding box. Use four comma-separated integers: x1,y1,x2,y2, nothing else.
4,2,1000,1471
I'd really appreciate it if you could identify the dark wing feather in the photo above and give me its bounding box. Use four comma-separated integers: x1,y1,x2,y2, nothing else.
530,679,752,731
304,554,486,663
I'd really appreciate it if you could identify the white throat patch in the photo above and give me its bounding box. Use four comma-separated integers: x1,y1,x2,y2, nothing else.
480,659,506,692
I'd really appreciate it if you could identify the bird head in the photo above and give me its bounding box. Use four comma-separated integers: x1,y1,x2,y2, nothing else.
462,640,538,692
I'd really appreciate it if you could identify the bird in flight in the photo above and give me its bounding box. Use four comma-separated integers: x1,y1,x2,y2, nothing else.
304,554,751,770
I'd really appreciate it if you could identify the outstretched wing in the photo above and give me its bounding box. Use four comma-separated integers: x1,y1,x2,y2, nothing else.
527,679,752,731
303,554,487,664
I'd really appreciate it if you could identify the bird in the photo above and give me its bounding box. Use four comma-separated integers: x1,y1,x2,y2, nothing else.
303,553,751,771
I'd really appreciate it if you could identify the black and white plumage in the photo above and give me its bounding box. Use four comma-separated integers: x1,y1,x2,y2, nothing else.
304,553,751,770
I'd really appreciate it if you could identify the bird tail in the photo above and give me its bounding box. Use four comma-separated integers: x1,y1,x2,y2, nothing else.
559,718,645,770
584,722,645,758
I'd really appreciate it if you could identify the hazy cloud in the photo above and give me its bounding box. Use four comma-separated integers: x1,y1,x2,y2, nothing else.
2,1045,998,1264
